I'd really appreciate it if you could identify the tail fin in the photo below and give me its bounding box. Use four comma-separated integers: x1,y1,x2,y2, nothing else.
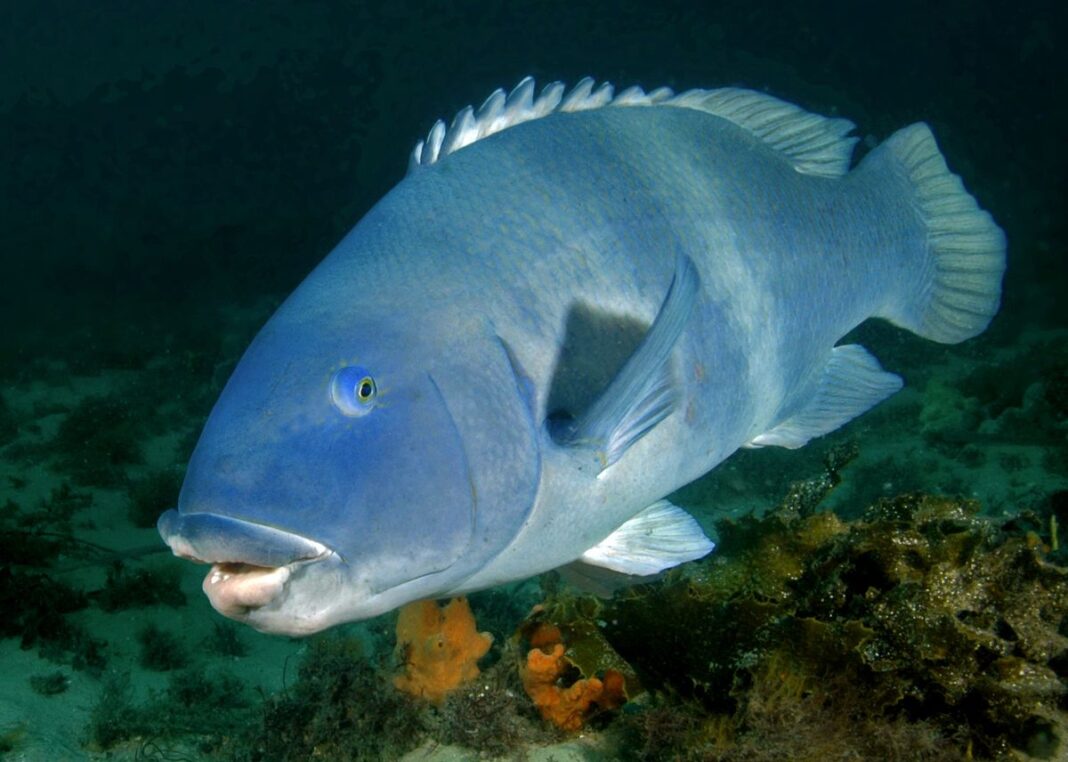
875,123,1006,344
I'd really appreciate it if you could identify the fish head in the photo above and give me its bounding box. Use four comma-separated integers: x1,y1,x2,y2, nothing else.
157,301,498,635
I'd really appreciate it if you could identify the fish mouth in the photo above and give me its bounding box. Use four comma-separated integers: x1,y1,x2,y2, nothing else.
157,509,333,618
201,562,295,618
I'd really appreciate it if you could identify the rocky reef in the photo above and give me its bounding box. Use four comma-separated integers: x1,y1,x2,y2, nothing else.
591,449,1068,760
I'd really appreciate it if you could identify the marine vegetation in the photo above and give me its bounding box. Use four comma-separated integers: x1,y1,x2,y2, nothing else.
243,612,554,760
0,482,116,567
0,483,94,566
392,597,493,704
86,672,137,750
36,481,93,529
587,452,1068,761
248,635,425,761
0,497,188,680
52,392,145,487
204,619,248,658
137,622,189,672
87,668,251,754
0,565,107,675
95,560,186,611
0,724,27,756
28,670,69,696
0,518,65,567
431,658,555,756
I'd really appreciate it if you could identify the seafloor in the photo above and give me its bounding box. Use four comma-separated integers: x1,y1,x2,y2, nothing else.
1,2,1065,761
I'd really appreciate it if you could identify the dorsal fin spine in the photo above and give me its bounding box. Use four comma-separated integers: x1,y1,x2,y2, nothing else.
408,77,858,178
441,106,475,156
425,120,446,164
559,77,595,111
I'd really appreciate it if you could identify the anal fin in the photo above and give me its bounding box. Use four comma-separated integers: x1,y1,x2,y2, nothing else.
749,344,902,449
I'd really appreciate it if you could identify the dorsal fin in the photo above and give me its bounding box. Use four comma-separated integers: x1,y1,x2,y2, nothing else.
666,87,857,177
408,77,857,178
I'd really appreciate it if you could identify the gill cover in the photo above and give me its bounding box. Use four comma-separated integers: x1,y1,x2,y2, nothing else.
174,317,476,593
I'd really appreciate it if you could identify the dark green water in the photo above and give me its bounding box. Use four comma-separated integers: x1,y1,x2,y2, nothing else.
0,2,1065,759
1,1,1064,358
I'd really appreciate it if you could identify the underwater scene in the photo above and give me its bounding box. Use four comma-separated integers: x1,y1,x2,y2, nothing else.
1,1,1065,760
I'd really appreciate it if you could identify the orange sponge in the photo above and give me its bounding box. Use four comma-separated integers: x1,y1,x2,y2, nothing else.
519,623,627,731
393,597,493,704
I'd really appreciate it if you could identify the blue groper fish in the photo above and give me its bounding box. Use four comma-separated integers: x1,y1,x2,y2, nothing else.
158,78,1005,635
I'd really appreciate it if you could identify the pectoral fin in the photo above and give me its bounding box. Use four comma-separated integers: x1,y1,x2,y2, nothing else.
556,254,700,468
579,499,715,576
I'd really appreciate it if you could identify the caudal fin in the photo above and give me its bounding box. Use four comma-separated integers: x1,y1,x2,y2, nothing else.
876,123,1006,344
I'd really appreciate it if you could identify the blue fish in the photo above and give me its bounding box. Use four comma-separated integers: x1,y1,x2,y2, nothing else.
158,78,1005,635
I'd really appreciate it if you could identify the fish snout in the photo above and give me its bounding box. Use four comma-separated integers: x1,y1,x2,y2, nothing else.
157,509,329,567
157,509,332,618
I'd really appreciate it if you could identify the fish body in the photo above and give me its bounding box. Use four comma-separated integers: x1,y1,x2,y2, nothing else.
158,78,1005,635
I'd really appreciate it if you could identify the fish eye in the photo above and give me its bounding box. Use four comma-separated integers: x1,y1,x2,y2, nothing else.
356,377,376,402
331,366,377,416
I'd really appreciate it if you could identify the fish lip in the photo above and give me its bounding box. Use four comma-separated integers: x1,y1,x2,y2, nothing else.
201,561,294,619
158,508,338,619
157,508,332,567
